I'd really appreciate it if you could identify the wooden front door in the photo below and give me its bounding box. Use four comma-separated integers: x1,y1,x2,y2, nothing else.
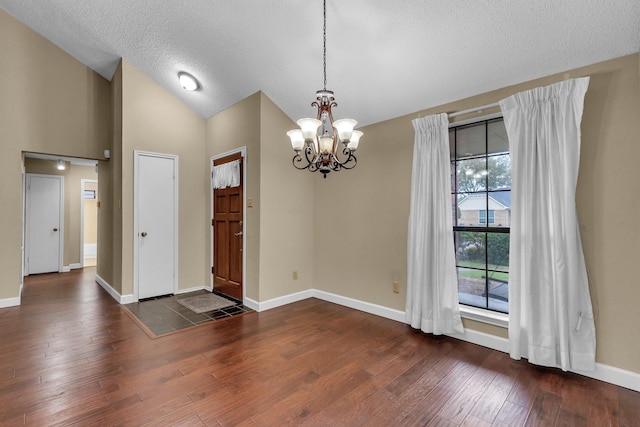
213,153,243,300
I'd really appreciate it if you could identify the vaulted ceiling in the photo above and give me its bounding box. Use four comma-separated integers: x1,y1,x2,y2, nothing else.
1,0,638,127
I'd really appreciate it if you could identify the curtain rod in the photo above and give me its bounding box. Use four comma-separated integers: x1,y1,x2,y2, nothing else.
448,102,500,118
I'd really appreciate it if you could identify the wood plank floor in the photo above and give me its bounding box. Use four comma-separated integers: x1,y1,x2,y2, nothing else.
1,268,638,426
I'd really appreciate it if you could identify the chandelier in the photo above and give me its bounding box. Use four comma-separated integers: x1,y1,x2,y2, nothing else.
287,0,363,178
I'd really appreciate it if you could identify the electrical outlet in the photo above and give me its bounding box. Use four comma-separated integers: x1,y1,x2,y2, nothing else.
393,281,399,293
292,271,298,280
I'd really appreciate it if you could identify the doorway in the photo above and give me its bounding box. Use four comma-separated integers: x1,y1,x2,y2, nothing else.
22,154,100,277
212,149,245,301
25,174,63,274
81,179,98,267
134,151,178,300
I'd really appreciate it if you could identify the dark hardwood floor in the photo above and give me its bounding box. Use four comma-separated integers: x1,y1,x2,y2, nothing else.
1,268,638,426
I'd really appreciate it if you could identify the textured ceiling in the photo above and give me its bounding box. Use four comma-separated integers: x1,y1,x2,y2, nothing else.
1,0,639,127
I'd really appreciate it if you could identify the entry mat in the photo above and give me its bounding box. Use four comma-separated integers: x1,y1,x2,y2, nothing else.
177,293,236,313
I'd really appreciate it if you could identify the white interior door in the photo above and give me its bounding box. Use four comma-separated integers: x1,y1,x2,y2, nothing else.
135,152,178,299
26,174,63,274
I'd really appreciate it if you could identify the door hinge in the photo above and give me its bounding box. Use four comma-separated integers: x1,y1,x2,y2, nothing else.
211,219,214,227
211,266,215,274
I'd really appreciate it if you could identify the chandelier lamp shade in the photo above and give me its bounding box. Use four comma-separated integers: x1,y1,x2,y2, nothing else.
287,0,362,178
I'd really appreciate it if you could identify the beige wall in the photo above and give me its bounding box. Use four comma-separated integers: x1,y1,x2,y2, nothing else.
97,61,122,291
120,61,207,296
205,92,315,302
206,93,261,300
313,54,640,374
0,9,110,300
2,6,639,377
24,159,97,267
257,93,315,301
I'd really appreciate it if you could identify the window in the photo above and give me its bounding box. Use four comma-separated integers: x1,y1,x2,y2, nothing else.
450,118,510,313
478,210,495,225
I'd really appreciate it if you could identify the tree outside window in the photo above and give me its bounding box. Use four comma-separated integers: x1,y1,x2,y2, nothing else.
450,118,510,313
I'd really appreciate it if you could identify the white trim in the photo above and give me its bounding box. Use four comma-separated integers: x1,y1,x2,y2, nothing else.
448,111,503,128
249,289,640,392
243,297,259,311
0,286,21,308
312,290,406,323
175,286,207,295
251,289,405,322
69,263,82,270
96,274,135,304
210,147,247,303
21,169,25,281
61,266,71,273
446,328,510,353
252,290,314,312
133,151,179,300
459,305,509,328
448,104,501,119
581,363,640,393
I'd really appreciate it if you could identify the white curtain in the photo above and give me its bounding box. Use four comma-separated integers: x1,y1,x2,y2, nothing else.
405,113,464,335
212,159,241,189
499,77,596,371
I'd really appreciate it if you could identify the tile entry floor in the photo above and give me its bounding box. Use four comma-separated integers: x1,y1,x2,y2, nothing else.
124,290,253,336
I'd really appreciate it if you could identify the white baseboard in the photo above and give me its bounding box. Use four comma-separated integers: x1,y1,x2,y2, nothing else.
243,297,259,311
0,285,21,308
252,289,314,312
62,263,83,272
95,274,135,304
311,290,406,323
175,286,207,295
251,289,405,323
578,363,640,393
253,288,640,392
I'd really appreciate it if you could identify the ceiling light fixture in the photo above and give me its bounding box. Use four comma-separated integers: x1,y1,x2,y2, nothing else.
286,0,362,178
178,71,201,91
57,159,66,170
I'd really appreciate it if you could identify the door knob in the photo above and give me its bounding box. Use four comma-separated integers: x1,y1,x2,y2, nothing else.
141,231,148,237
53,228,58,232
234,231,243,237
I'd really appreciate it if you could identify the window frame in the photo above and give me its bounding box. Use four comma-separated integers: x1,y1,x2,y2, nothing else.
450,113,510,323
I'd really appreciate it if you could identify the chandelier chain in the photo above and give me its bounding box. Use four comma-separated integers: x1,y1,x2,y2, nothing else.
287,0,361,179
323,0,327,90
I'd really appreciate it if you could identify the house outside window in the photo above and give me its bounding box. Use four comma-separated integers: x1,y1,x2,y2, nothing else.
450,117,510,313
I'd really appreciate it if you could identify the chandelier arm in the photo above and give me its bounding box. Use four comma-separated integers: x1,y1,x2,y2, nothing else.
292,144,320,170
339,156,357,170
332,148,357,170
292,154,308,170
308,161,321,173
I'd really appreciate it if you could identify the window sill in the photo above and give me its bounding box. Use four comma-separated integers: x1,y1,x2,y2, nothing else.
460,305,509,328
